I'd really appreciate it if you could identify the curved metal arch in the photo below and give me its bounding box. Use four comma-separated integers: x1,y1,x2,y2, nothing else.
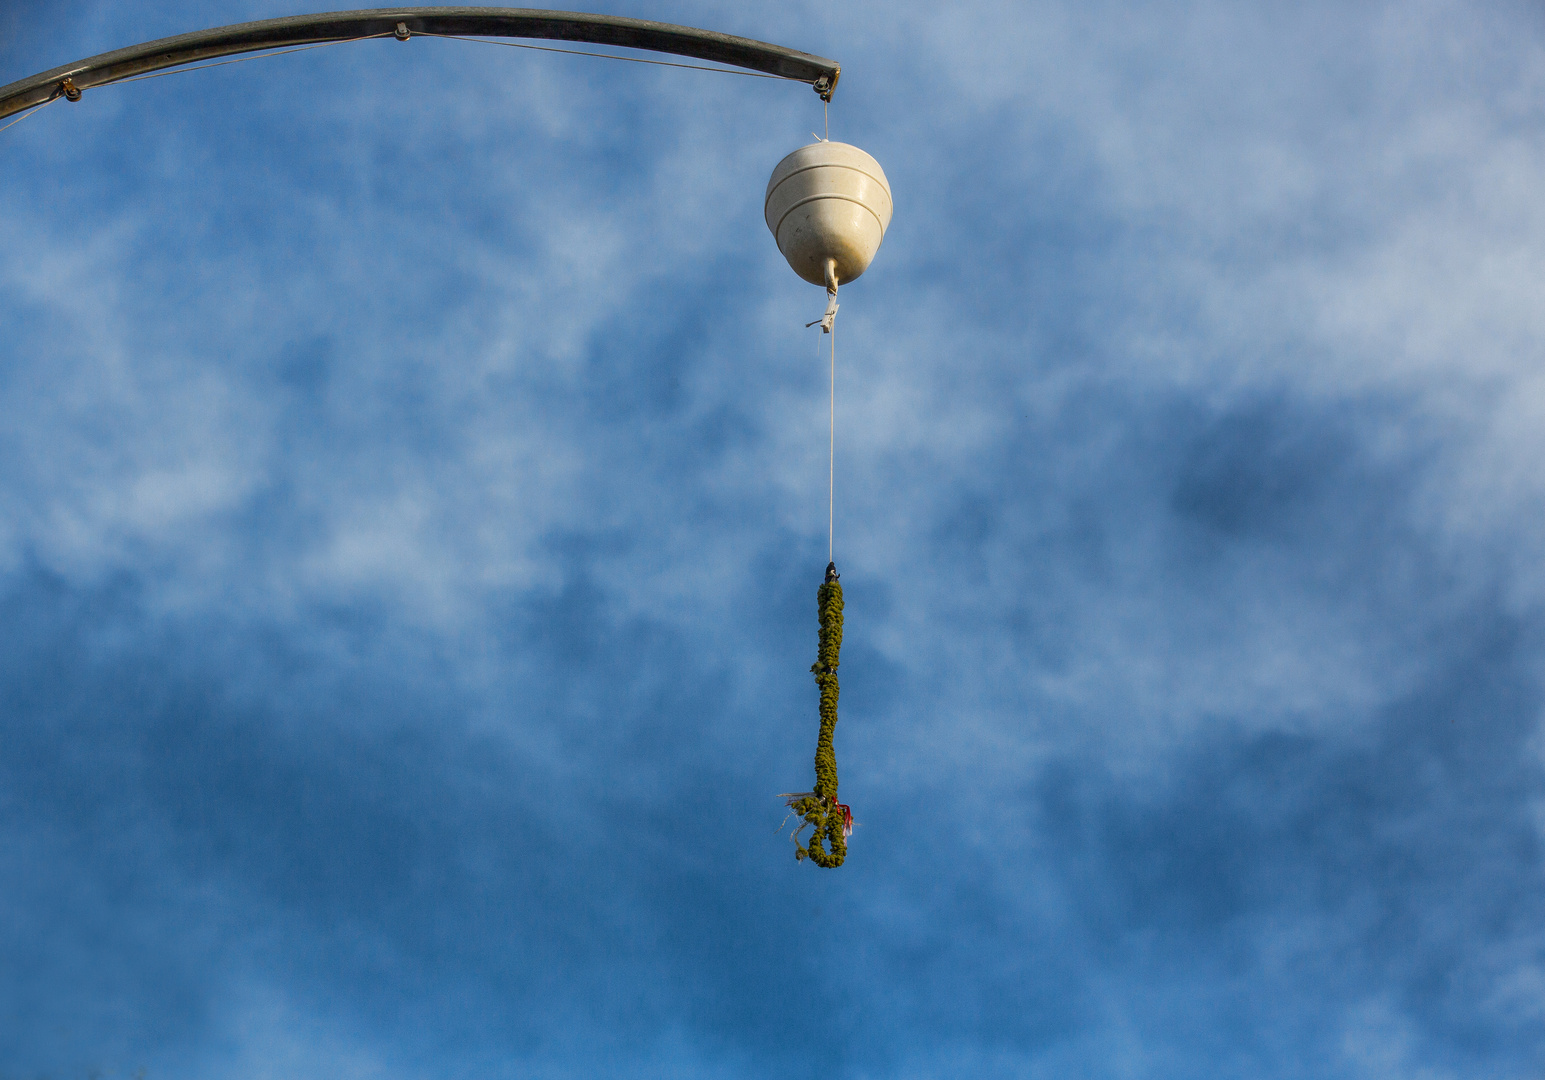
0,7,840,121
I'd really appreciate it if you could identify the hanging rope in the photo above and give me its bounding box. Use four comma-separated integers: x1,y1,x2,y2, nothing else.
813,298,834,562
780,561,850,867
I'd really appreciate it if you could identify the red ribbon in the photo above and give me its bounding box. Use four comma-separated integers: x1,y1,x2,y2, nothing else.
834,800,853,837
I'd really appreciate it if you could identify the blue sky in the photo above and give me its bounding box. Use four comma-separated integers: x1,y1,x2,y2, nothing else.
4,1,1545,1076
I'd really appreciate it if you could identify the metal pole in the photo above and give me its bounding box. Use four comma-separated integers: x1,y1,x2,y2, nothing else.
0,7,840,120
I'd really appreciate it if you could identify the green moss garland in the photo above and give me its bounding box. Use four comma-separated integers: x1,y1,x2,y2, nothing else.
785,562,849,868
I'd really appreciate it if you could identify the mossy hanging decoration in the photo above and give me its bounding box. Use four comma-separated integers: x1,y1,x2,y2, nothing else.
780,561,852,867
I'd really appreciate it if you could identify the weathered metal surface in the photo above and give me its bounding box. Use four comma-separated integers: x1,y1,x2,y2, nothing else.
0,7,840,120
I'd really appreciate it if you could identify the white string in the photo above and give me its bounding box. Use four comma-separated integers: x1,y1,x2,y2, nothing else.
1,34,395,139
0,92,61,134
825,97,835,563
114,34,394,86
415,32,798,80
829,319,836,564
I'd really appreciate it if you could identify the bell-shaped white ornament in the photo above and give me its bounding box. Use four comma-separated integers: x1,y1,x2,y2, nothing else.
765,141,893,290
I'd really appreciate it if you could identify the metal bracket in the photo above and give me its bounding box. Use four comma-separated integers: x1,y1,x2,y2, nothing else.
394,21,411,40
60,78,82,102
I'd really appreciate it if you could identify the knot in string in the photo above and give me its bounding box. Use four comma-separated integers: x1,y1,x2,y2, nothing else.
805,259,840,333
805,288,838,333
